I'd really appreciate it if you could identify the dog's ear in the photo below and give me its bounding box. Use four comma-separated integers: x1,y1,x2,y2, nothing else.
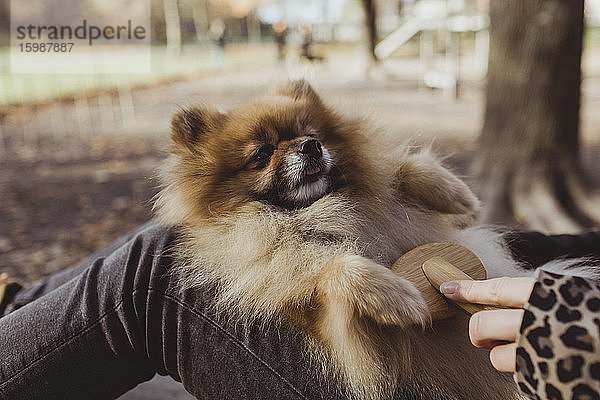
170,105,224,150
395,151,480,215
275,80,322,104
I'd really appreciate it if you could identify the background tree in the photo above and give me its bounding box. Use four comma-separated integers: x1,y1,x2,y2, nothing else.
361,0,378,64
0,0,8,46
472,0,600,233
163,0,182,55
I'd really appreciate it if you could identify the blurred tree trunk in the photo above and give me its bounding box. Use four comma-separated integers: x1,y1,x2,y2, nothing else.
361,0,378,64
246,11,262,42
0,0,9,46
472,0,600,233
163,0,182,55
191,0,210,42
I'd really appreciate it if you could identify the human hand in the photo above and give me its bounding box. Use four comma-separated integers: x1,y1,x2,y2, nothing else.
440,277,535,372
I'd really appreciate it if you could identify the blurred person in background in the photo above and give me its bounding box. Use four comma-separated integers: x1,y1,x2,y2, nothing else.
273,20,288,61
209,18,226,70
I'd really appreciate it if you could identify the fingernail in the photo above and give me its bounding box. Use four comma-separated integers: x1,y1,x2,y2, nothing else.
440,281,459,295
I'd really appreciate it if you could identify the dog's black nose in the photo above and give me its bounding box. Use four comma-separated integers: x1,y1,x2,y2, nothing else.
298,139,322,158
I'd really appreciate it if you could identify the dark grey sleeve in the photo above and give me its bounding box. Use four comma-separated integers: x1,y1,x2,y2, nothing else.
504,230,600,269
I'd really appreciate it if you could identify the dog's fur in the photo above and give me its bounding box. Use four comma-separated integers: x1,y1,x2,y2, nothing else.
155,81,532,399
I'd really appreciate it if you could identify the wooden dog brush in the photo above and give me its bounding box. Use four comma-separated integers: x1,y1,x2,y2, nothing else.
391,243,499,320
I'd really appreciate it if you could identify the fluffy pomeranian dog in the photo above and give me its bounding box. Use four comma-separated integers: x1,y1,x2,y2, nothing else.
155,80,533,400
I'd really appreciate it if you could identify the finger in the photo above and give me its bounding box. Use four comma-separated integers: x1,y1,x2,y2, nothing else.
469,309,524,348
440,277,535,307
489,342,517,373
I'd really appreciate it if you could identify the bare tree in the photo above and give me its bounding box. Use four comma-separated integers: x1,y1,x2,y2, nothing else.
190,0,210,42
163,0,182,55
361,0,378,64
0,0,8,46
472,0,600,233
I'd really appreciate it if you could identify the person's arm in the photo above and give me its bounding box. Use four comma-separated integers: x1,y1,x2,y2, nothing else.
442,271,600,399
504,230,600,269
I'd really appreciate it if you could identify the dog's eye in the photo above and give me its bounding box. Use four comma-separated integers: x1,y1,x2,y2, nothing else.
252,144,275,163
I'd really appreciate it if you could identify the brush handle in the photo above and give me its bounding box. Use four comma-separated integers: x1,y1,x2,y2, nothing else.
422,257,501,315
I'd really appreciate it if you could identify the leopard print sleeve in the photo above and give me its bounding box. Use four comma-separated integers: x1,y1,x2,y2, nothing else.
515,269,600,399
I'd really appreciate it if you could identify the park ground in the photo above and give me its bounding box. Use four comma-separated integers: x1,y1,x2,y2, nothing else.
1,41,600,398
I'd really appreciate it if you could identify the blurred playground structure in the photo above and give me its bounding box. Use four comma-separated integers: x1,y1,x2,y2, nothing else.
375,0,489,97
1,0,600,160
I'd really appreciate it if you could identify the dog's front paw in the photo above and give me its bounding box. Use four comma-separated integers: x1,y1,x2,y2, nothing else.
316,254,430,329
395,150,480,216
